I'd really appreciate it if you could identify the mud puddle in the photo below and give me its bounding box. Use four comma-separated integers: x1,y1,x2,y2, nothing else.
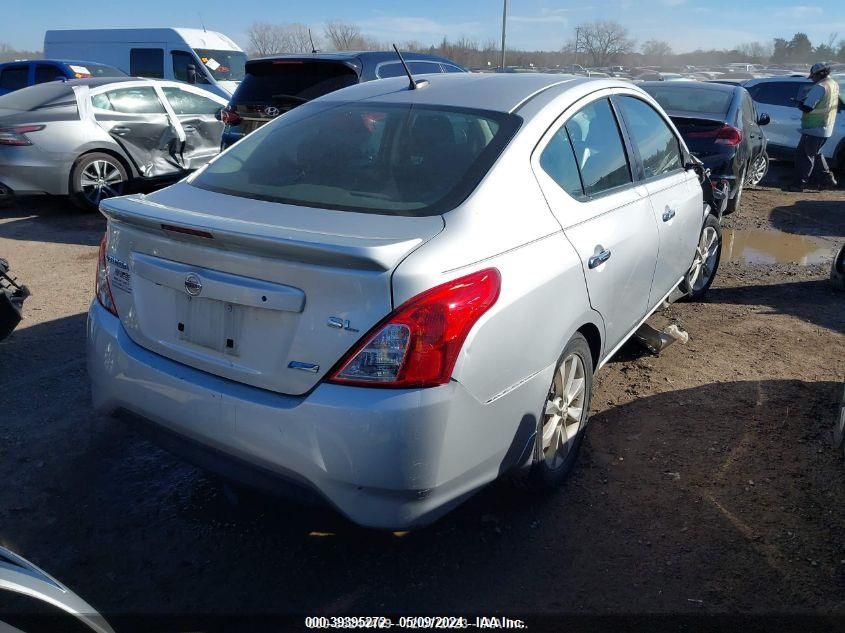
721,228,836,265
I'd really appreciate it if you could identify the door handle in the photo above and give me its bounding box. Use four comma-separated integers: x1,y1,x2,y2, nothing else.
588,249,611,269
111,126,131,136
662,207,676,222
182,125,197,133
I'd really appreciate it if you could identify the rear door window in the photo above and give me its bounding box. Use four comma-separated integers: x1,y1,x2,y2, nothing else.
162,87,221,115
0,65,29,91
130,48,164,79
565,98,632,195
441,63,465,73
34,64,65,84
615,96,682,180
91,86,166,114
193,102,521,216
539,128,584,197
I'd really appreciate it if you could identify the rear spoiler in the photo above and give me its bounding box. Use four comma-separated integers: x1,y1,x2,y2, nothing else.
99,195,429,272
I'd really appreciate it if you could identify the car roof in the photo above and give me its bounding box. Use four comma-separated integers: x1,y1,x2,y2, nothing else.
640,80,737,93
248,51,458,65
316,72,611,114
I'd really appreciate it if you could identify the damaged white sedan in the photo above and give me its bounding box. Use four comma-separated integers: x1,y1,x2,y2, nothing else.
0,77,227,210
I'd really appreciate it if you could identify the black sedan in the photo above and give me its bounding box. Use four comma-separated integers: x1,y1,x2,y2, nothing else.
641,81,770,215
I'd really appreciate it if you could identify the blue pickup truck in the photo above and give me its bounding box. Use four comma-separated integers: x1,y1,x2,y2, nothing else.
0,59,126,95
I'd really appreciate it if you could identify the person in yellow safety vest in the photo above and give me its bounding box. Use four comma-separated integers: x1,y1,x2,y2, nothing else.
787,62,842,192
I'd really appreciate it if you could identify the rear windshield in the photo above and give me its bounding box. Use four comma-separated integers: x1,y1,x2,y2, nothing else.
0,82,74,111
234,60,359,105
193,102,521,216
643,85,733,116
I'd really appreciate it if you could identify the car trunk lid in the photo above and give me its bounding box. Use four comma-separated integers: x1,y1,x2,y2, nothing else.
670,114,731,158
99,183,444,395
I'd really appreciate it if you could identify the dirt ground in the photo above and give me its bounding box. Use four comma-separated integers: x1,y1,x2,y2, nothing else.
0,166,843,628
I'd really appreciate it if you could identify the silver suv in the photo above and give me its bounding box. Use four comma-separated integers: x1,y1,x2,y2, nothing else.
88,73,720,528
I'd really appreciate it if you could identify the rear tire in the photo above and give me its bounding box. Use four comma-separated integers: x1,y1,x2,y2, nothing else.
725,165,746,215
527,333,593,489
682,214,722,301
70,152,128,211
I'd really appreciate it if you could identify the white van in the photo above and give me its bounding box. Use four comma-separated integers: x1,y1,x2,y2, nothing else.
44,28,246,98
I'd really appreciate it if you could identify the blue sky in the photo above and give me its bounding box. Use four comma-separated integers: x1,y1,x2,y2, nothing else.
6,0,845,53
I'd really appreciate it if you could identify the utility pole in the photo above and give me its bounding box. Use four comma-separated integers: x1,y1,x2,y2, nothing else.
500,0,508,70
574,27,581,67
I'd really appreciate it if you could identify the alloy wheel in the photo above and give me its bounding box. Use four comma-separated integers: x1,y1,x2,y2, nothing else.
746,154,768,187
79,159,125,206
542,353,586,469
687,225,720,293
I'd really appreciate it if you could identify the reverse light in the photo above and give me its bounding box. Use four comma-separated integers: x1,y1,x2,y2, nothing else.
219,107,242,125
688,124,742,146
95,234,118,316
328,268,501,389
0,125,45,146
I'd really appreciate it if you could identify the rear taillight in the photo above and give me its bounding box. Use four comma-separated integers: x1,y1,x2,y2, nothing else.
219,107,241,125
95,234,117,316
688,124,742,146
328,268,501,389
0,125,45,146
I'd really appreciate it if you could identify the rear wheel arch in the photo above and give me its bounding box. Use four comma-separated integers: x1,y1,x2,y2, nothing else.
70,148,134,184
577,322,602,372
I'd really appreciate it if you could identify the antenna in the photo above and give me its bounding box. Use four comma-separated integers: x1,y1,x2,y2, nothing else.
198,12,207,33
392,44,417,90
309,28,318,54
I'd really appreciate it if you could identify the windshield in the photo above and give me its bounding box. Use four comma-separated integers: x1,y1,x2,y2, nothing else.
643,86,733,116
194,49,247,82
67,63,126,78
193,101,521,216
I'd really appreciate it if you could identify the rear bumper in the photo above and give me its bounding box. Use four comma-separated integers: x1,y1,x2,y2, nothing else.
0,146,74,195
86,301,542,529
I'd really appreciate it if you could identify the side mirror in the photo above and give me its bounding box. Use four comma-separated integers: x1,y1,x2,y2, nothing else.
757,113,770,126
187,64,198,85
214,108,222,121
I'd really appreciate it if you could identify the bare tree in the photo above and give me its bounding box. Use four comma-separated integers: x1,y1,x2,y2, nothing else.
735,41,772,63
247,22,288,57
576,21,635,67
0,42,43,62
641,39,673,64
287,24,318,53
324,21,364,51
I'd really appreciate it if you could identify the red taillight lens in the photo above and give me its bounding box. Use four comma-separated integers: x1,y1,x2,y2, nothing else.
328,268,501,389
714,125,742,146
219,107,241,125
95,234,118,316
688,124,742,146
0,125,45,146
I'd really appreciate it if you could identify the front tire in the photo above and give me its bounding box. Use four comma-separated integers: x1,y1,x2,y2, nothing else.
528,333,593,489
70,152,128,211
682,214,722,300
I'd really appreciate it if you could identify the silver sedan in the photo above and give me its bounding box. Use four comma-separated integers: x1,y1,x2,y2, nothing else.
0,77,227,209
87,73,722,528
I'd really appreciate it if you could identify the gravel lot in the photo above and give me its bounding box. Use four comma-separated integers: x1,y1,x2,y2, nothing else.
0,167,843,627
